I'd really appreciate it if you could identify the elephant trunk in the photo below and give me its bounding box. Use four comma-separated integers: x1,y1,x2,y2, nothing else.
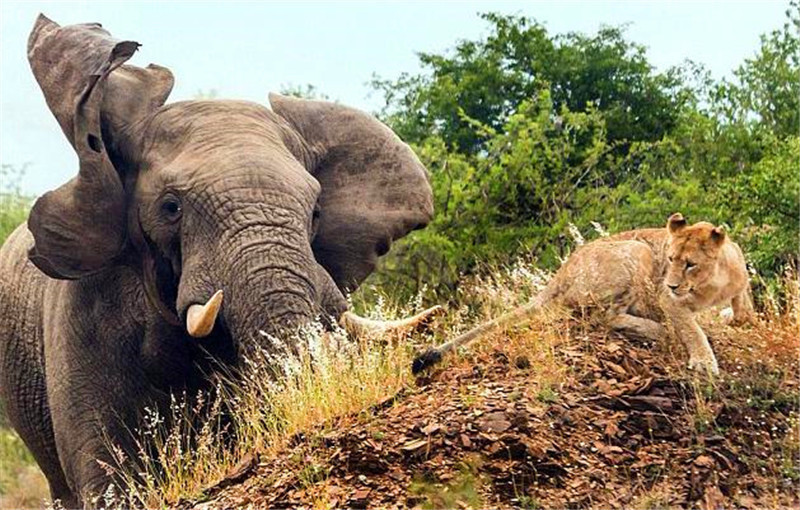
219,235,323,354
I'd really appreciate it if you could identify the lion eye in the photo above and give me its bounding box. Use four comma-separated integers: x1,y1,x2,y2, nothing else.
668,256,674,262
686,261,695,269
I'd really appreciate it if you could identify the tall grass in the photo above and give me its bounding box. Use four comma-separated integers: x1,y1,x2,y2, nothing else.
108,256,571,508
107,249,799,508
110,317,421,508
0,165,30,245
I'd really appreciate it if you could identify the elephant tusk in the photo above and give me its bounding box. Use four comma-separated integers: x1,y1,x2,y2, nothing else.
340,305,443,338
186,290,223,338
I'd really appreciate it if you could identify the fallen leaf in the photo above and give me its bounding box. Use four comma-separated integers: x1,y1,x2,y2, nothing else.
401,438,428,451
421,423,441,435
694,455,715,468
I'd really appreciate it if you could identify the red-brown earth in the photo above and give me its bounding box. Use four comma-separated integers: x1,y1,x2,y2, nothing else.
187,314,798,509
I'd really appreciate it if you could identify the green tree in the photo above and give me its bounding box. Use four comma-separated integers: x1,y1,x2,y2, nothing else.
713,1,800,138
719,136,799,277
371,92,614,298
373,13,685,155
366,6,799,304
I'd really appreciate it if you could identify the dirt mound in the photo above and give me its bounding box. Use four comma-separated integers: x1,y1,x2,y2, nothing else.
189,320,798,509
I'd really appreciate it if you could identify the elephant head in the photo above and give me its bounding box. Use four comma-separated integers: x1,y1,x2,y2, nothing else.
26,15,433,353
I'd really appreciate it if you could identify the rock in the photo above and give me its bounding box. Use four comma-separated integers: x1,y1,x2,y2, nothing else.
624,395,675,412
479,412,512,433
349,488,371,509
693,455,715,468
421,423,441,435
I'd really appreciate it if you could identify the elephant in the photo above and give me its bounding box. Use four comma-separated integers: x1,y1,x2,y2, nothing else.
0,15,435,508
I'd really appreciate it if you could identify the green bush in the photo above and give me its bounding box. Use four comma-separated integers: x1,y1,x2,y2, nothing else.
719,136,799,278
0,165,30,246
366,4,799,304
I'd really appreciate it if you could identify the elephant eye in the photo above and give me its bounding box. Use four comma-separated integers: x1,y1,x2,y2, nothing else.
160,194,183,222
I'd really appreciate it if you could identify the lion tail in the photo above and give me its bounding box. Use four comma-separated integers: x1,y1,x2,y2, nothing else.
411,286,555,374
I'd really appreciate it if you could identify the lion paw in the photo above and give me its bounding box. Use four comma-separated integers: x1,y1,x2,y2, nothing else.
719,307,735,325
688,356,719,376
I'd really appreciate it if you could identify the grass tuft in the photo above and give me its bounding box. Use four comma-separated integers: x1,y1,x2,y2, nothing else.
110,319,419,507
0,428,48,509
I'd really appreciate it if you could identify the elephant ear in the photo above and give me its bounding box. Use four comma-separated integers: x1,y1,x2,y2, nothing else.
270,93,434,292
26,15,173,279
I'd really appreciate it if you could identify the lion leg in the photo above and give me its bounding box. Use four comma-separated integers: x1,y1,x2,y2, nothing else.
608,313,667,342
731,287,756,326
661,299,719,375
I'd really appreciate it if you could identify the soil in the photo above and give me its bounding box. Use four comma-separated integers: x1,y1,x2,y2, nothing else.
187,320,799,509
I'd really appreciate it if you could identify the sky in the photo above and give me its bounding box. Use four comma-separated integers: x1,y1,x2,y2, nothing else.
0,1,790,195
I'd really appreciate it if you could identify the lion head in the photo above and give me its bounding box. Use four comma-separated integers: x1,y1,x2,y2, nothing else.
664,213,726,299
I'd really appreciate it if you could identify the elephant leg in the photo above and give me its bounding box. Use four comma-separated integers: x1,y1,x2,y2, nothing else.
47,346,153,507
49,482,79,510
1,361,77,509
0,263,76,507
43,288,161,507
608,313,667,342
25,428,77,509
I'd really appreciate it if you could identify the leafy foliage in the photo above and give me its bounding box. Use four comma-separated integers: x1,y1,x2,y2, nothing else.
0,165,30,246
713,4,800,139
367,4,799,303
372,13,686,155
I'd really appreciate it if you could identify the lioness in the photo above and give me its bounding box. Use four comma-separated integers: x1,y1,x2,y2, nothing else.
413,213,754,375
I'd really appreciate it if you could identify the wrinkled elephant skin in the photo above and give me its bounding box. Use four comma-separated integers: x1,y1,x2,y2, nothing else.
0,15,433,508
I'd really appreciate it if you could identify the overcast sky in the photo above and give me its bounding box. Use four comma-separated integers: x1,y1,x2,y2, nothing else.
0,1,790,195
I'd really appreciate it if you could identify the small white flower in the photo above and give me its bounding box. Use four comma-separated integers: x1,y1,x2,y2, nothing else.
568,223,585,246
590,221,609,237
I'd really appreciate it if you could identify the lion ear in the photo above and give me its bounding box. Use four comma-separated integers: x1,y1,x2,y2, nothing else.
710,226,726,246
667,213,687,234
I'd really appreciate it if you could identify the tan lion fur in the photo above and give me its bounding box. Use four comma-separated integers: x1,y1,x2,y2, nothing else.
413,213,754,375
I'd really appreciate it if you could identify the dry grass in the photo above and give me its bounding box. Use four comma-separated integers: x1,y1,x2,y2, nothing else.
2,256,792,508
109,315,422,508
103,258,557,507
0,427,49,510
